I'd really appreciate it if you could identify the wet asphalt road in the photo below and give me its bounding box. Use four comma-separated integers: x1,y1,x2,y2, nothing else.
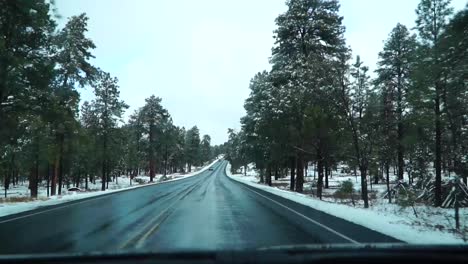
0,160,400,254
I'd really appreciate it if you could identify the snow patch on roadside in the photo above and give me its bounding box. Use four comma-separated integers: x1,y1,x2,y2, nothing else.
0,158,221,218
225,163,468,244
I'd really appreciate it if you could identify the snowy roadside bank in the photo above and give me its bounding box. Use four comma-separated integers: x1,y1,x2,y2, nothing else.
225,163,467,244
0,158,220,218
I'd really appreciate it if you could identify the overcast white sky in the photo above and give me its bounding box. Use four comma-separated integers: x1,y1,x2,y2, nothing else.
55,0,467,145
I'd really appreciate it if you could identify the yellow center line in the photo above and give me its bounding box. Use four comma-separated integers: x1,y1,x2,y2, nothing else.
134,208,173,248
118,176,206,249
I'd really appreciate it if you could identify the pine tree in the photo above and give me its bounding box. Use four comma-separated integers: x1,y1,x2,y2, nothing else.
139,95,169,182
303,104,340,199
334,55,375,208
79,101,100,189
242,71,277,184
172,127,187,173
160,119,175,177
48,13,96,195
415,0,453,206
438,7,468,185
91,71,128,191
376,23,418,181
0,1,57,197
124,110,144,178
200,135,212,164
271,0,347,192
184,126,201,172
0,0,55,120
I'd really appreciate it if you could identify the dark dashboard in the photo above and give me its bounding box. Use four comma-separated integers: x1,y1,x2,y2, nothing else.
0,245,467,264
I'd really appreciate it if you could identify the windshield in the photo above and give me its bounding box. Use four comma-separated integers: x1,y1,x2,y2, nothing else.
0,0,467,255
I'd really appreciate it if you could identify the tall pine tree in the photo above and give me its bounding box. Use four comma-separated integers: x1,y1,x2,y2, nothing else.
415,0,453,206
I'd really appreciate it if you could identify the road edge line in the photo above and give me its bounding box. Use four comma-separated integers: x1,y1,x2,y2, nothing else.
223,161,360,244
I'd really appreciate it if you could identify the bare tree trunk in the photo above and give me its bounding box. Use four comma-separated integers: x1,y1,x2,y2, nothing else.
101,134,107,191
290,156,296,191
52,157,58,196
295,153,304,193
360,165,369,208
325,162,329,189
46,162,50,197
106,163,110,190
164,144,168,178
5,153,14,198
397,75,405,181
30,158,39,198
4,175,8,198
317,153,324,200
149,124,155,182
149,158,155,181
266,164,272,186
435,86,442,207
386,162,392,203
455,197,460,230
75,169,80,188
58,133,64,195
259,167,265,184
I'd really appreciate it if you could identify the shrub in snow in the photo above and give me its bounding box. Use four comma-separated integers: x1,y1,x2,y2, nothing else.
134,178,146,185
396,188,419,218
336,180,355,206
340,180,354,193
309,179,317,188
411,147,431,185
384,180,411,201
159,175,168,182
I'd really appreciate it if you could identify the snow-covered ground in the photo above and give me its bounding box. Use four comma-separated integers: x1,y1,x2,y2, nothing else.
227,163,468,244
0,158,220,218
